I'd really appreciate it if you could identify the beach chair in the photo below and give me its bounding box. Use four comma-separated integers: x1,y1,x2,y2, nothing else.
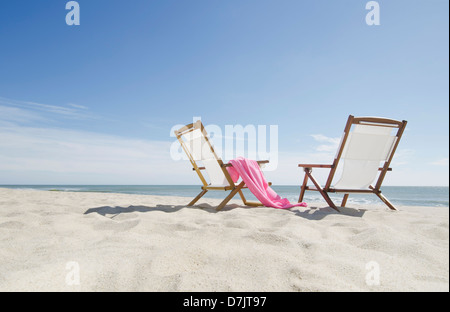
298,115,407,212
175,120,269,211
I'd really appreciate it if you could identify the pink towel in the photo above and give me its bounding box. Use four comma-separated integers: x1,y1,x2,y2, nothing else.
227,157,307,209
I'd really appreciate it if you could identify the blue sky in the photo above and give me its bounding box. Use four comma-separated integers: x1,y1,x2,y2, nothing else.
0,0,448,185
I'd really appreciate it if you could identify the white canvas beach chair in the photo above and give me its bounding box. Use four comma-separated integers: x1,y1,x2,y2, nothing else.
298,115,407,211
175,120,269,211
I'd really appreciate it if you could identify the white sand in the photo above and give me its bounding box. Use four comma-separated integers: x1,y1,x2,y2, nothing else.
0,188,448,292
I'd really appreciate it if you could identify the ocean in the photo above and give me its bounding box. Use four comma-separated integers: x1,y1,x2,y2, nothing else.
1,185,448,208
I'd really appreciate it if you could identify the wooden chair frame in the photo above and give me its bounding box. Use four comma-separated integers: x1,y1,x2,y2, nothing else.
298,115,407,212
175,120,269,211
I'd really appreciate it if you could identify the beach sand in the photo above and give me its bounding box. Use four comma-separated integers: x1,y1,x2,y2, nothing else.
0,188,448,292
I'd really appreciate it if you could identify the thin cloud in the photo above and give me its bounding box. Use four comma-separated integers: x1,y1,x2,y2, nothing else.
0,123,189,184
0,96,189,184
310,134,341,152
430,157,449,166
67,103,88,110
0,96,94,121
389,148,414,166
0,105,47,125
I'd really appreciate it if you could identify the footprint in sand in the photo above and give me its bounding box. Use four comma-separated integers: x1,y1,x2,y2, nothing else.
92,212,141,232
244,231,291,246
0,221,25,230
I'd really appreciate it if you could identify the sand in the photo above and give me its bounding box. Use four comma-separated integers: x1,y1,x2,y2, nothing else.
0,187,448,292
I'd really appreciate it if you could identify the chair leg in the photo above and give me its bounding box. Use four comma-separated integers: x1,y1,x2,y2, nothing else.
216,182,245,211
375,192,397,211
341,194,349,207
321,191,340,212
238,189,247,205
305,169,340,212
298,171,309,203
238,190,263,207
188,189,208,206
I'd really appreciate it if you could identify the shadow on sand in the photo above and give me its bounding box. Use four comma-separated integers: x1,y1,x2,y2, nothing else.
293,205,367,220
84,204,186,217
84,203,367,220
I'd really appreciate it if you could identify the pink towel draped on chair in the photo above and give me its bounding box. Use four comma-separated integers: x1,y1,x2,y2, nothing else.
226,157,307,209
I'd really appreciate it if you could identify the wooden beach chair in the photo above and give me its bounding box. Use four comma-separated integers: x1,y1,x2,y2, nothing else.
175,120,269,211
298,115,407,212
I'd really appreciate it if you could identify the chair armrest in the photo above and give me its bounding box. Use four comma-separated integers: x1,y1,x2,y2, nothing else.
194,160,270,171
298,164,391,171
221,160,270,168
298,164,333,168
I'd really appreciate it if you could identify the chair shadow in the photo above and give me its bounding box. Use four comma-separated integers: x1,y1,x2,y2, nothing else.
83,203,246,217
293,205,367,220
84,203,366,220
84,204,187,217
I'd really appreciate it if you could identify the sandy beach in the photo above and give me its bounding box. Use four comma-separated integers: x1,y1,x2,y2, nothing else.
0,187,448,292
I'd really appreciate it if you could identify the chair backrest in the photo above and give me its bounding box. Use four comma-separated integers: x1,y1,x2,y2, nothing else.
328,116,407,190
175,121,234,187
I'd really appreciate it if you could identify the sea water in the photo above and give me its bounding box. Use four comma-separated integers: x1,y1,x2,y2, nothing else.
1,185,448,207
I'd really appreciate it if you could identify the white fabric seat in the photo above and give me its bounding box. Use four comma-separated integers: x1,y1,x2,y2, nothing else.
182,128,230,187
333,124,397,189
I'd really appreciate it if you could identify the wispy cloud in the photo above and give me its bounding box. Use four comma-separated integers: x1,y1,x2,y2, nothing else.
388,148,414,166
0,96,192,184
0,105,47,125
430,157,449,166
0,123,191,184
67,103,88,110
310,134,341,153
0,96,94,122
